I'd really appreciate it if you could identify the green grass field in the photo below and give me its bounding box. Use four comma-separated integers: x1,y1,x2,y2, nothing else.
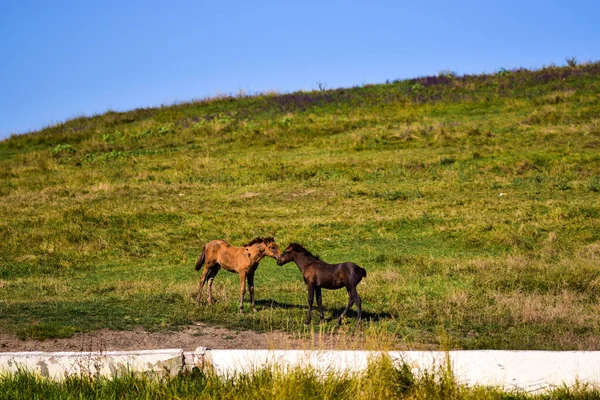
1,61,600,350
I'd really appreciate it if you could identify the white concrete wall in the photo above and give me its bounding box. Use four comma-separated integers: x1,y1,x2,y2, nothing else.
2,348,600,393
0,349,183,379
205,349,600,392
392,351,600,393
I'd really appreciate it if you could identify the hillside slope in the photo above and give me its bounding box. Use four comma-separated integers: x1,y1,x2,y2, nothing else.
1,62,600,350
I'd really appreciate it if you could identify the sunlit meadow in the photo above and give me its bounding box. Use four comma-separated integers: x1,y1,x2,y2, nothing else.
1,61,599,350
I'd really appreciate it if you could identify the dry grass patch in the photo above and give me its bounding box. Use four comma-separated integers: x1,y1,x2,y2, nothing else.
493,290,589,326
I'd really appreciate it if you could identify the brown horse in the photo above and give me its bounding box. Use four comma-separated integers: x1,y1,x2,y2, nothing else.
277,243,366,324
195,237,282,313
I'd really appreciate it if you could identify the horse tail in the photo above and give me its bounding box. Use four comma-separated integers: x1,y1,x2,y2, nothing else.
356,265,367,279
195,246,206,271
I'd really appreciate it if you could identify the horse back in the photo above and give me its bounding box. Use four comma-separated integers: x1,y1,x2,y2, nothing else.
311,262,364,289
204,240,232,261
205,239,248,271
206,239,231,248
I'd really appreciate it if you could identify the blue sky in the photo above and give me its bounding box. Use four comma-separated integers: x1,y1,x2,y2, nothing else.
1,0,598,140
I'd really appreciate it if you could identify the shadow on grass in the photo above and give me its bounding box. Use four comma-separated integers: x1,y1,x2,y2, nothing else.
255,300,395,322
254,299,305,311
331,308,395,322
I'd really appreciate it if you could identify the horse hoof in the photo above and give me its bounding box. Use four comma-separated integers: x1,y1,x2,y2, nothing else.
239,309,245,314
252,308,258,313
304,319,311,325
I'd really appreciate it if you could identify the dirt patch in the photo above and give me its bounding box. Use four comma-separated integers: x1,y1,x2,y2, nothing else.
0,324,300,352
0,324,418,352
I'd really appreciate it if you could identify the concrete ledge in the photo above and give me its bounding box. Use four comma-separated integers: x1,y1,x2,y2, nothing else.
205,349,385,377
428,350,600,393
0,349,183,379
2,348,600,393
204,349,600,392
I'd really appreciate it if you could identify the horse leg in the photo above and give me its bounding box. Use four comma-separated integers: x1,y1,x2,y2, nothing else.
247,271,257,313
315,287,324,322
238,272,247,313
337,287,357,325
196,261,215,304
305,283,315,324
206,265,220,305
355,290,362,323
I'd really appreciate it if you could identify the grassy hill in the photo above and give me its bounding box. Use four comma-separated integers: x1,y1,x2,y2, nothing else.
1,61,599,350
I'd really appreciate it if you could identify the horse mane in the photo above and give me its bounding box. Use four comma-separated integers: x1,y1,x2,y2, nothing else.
244,237,275,247
288,243,321,260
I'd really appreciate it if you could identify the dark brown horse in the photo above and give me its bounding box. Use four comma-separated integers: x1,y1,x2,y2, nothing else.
195,237,282,313
277,243,366,324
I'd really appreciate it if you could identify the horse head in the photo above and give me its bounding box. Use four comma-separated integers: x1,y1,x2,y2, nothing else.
277,243,302,266
245,237,282,262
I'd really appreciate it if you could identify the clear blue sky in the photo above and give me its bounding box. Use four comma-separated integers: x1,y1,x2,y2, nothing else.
1,0,598,140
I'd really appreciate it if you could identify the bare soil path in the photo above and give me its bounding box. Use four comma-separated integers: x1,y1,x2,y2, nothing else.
0,324,417,352
0,324,303,352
